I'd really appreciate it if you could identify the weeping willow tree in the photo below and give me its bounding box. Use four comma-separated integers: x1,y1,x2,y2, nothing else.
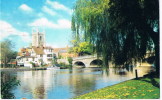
72,0,110,66
72,0,159,76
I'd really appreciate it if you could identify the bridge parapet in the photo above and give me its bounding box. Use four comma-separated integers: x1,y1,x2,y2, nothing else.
73,54,98,60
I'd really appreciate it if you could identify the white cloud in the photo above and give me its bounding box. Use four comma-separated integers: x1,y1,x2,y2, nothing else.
19,4,33,12
0,21,17,39
42,6,57,16
0,20,31,42
46,0,72,14
28,18,56,28
57,19,71,29
28,17,71,29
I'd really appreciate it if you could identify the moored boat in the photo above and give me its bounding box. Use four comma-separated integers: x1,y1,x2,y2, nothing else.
47,65,60,70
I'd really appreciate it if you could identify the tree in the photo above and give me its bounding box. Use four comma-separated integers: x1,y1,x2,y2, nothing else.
8,51,17,62
72,0,159,76
70,41,93,56
52,54,57,65
0,40,17,68
107,0,159,75
67,57,73,66
78,42,93,56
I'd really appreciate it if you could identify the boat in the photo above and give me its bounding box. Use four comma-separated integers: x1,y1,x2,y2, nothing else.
47,65,60,70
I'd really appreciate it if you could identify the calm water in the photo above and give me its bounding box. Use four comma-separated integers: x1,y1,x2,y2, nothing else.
3,67,151,99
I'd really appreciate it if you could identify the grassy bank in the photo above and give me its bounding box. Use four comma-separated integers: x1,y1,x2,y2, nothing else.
74,76,160,99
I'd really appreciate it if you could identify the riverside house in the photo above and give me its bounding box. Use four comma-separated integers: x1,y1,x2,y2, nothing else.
16,46,53,68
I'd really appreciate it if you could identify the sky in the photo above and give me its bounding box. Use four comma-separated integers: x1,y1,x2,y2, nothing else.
0,0,76,51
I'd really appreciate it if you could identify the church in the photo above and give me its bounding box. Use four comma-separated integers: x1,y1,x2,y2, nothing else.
16,28,54,68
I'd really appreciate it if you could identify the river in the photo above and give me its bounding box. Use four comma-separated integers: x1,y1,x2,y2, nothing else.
2,67,152,99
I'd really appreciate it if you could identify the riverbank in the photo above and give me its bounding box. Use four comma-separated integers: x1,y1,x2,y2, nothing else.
74,74,160,99
0,66,102,72
0,67,47,71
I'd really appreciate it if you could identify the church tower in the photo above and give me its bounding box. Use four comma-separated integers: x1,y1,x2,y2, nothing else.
32,28,46,47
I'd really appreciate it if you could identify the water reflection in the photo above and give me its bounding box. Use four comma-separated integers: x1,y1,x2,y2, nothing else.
68,71,96,96
125,65,134,72
16,70,59,99
7,66,152,99
101,68,109,76
1,72,20,99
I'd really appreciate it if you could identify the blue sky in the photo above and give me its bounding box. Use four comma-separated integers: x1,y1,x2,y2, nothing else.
0,0,76,51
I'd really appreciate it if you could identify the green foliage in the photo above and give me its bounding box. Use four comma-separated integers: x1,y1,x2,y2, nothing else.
67,57,73,65
72,0,159,75
70,40,79,47
1,72,20,99
30,62,36,67
58,62,72,69
70,41,93,56
52,55,58,65
59,62,66,66
79,42,93,54
0,40,17,68
58,55,63,59
74,77,160,99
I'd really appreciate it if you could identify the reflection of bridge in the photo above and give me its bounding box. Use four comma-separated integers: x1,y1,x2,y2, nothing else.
72,55,103,67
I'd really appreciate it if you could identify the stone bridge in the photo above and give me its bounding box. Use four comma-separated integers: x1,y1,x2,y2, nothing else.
72,55,103,67
72,52,154,68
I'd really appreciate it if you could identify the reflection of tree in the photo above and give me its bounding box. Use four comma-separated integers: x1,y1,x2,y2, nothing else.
1,72,20,99
69,69,96,96
112,67,127,75
101,68,109,76
125,65,134,72
33,85,46,99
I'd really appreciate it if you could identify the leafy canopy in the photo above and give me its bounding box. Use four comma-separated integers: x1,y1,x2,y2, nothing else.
72,0,159,69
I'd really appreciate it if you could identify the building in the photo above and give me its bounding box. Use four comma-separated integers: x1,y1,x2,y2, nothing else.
53,46,77,59
17,29,53,68
32,28,46,47
17,46,54,67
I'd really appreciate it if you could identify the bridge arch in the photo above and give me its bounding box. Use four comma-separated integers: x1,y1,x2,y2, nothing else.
73,61,86,68
72,55,103,67
90,59,103,67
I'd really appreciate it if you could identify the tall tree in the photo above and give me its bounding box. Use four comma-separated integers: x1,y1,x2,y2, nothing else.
0,40,16,67
72,0,159,76
107,0,159,75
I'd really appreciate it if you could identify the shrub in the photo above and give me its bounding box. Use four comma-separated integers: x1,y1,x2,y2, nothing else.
67,57,73,66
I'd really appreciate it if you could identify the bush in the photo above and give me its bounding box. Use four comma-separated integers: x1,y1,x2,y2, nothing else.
30,62,37,67
67,57,73,66
58,62,72,69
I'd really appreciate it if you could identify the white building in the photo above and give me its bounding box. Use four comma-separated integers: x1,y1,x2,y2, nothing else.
17,56,37,68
